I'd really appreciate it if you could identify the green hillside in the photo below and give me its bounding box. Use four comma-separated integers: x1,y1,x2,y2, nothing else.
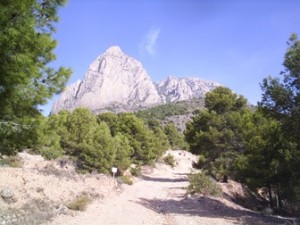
135,98,205,121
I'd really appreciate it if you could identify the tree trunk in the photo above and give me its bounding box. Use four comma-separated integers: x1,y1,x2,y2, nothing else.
268,184,273,208
276,183,282,209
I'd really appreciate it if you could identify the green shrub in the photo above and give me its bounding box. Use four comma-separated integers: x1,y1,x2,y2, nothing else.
119,175,133,185
67,195,92,211
76,168,89,174
187,172,222,197
130,166,141,177
208,156,231,181
163,154,176,168
40,146,63,160
197,155,206,168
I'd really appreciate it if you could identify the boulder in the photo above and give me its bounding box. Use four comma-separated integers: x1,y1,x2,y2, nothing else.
1,187,14,199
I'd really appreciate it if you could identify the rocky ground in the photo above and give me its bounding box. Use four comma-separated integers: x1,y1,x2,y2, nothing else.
0,150,299,225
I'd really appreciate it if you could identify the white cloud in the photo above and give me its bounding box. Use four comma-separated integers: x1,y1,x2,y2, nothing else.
140,28,161,56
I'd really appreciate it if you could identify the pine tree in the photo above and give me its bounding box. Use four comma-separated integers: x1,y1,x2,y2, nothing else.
164,122,187,150
0,0,71,154
184,86,249,180
259,33,300,204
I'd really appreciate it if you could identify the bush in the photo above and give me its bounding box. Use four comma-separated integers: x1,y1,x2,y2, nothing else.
67,195,92,211
130,166,141,177
197,154,206,168
40,146,63,160
187,172,222,197
163,154,176,168
119,175,133,185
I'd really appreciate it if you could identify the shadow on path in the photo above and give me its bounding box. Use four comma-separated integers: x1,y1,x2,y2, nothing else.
173,172,190,176
135,196,294,225
141,175,188,183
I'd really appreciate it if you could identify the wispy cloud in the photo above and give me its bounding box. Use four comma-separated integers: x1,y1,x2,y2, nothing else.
140,28,161,56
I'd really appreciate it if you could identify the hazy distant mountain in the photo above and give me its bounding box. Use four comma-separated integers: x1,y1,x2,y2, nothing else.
51,46,220,114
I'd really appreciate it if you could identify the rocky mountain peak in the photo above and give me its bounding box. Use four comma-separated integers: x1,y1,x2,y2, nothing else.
51,47,221,114
51,46,162,114
105,46,123,55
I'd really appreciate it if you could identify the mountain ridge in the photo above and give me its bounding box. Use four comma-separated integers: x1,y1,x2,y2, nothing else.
51,46,220,114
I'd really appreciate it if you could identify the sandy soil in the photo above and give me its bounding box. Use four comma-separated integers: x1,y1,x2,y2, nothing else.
0,153,116,207
0,152,118,225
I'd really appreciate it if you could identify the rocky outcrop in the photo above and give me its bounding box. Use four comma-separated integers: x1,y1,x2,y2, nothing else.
51,46,220,114
156,76,220,103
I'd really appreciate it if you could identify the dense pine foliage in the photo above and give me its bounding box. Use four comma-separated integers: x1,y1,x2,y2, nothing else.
0,0,71,155
34,110,185,173
185,86,249,179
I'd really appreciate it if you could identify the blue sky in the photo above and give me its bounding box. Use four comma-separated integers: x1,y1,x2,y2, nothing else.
43,0,300,115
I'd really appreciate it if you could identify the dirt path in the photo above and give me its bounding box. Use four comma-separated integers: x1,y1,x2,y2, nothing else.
46,151,236,225
46,150,290,225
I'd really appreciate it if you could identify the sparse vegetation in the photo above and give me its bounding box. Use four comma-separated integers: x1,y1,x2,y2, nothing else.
67,195,92,211
39,163,74,178
187,172,222,197
0,156,23,168
163,154,176,168
21,198,60,224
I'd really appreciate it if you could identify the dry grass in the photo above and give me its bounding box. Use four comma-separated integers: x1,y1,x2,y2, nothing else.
19,198,61,224
0,156,23,168
67,195,92,211
39,162,75,178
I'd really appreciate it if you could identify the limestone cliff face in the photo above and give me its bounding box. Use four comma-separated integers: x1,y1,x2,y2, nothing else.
156,76,220,103
51,46,220,114
51,46,162,114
